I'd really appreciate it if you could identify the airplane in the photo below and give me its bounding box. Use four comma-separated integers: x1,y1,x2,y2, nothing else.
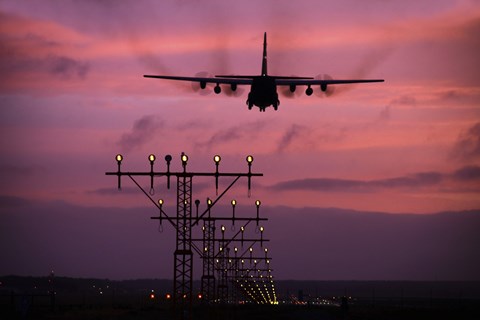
144,32,384,112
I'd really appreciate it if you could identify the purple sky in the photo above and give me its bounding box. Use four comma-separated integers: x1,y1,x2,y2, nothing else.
1,0,480,280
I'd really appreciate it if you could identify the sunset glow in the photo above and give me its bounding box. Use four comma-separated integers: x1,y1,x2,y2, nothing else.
1,0,479,280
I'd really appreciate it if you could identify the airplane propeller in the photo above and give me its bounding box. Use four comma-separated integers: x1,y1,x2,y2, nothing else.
192,71,213,95
223,82,245,97
279,75,302,98
315,74,336,97
192,72,245,96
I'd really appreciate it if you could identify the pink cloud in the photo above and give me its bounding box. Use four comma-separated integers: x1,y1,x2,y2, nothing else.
117,115,165,153
1,0,479,215
0,11,92,93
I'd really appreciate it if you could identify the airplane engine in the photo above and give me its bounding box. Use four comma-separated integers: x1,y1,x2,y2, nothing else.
192,72,213,95
289,84,296,93
214,84,221,94
315,74,335,97
231,83,237,91
305,86,313,96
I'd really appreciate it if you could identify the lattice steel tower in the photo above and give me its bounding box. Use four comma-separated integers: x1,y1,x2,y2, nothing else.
106,153,267,319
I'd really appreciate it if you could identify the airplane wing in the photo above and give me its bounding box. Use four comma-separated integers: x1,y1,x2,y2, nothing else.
144,75,253,85
275,78,384,86
144,75,383,86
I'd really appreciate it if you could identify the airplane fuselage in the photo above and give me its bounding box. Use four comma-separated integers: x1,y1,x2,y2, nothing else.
247,76,279,111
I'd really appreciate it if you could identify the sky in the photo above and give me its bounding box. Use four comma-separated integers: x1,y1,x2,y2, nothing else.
1,0,480,281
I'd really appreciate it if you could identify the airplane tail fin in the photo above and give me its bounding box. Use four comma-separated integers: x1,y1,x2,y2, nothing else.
262,32,267,76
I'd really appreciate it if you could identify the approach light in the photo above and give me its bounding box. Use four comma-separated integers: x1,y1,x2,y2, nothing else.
164,154,173,189
181,153,188,172
148,154,156,194
181,153,188,164
260,226,264,232
255,200,261,207
115,154,123,189
213,154,221,194
207,198,213,207
231,199,237,225
148,154,156,163
158,199,164,206
246,155,254,164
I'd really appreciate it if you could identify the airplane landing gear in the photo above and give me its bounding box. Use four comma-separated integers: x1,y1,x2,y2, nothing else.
273,102,278,111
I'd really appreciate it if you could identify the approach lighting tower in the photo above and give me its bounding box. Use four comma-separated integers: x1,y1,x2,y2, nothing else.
106,153,265,318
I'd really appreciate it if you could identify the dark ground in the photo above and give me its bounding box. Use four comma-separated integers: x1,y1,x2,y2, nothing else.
1,276,479,319
2,300,479,320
